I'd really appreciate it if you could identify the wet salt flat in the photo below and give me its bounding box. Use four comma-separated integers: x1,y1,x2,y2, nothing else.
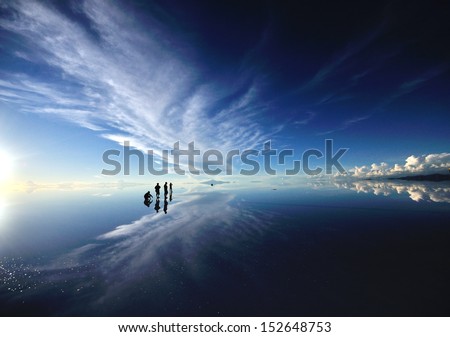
1,181,449,316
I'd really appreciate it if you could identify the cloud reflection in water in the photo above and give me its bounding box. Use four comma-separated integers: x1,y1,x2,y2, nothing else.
37,191,274,314
1,183,450,316
331,180,450,203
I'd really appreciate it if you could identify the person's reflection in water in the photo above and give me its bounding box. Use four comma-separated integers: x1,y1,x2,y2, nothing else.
154,198,160,213
163,197,168,214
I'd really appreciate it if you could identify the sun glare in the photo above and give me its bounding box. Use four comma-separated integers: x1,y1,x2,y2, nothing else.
0,150,14,182
0,198,5,220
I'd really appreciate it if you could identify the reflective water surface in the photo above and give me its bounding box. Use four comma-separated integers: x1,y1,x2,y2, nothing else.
1,180,449,316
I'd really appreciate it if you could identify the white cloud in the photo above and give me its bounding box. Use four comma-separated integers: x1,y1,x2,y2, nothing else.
342,153,450,178
0,0,279,158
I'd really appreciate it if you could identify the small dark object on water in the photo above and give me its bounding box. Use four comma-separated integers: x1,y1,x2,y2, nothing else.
211,183,214,186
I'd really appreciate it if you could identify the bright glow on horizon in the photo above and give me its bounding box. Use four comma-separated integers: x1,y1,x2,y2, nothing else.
0,150,14,183
0,198,6,223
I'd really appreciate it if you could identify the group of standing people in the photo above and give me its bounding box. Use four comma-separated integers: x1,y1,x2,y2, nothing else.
144,182,173,213
154,182,173,198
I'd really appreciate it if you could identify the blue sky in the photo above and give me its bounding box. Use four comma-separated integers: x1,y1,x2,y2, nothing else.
0,0,449,183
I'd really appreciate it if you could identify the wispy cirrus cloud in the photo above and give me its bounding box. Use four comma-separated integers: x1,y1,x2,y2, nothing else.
297,21,387,93
0,0,280,156
364,64,450,115
314,65,448,136
397,65,449,96
294,111,315,126
317,114,371,135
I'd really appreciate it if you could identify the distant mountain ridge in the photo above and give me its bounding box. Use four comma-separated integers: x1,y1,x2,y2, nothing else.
388,173,450,182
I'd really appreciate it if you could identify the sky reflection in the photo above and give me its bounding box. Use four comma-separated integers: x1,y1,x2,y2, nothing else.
1,189,275,315
1,182,449,316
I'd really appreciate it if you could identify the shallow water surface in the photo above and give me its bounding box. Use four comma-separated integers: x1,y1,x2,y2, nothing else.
1,181,449,316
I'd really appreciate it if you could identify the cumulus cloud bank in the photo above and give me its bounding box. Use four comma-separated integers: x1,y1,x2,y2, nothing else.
343,153,450,178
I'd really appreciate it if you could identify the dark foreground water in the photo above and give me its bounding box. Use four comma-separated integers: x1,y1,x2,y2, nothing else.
1,180,449,316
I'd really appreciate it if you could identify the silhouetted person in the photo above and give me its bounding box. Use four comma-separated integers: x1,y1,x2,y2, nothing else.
163,197,168,214
154,198,160,213
169,182,173,192
164,182,168,197
169,190,173,202
144,191,152,207
155,183,161,197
